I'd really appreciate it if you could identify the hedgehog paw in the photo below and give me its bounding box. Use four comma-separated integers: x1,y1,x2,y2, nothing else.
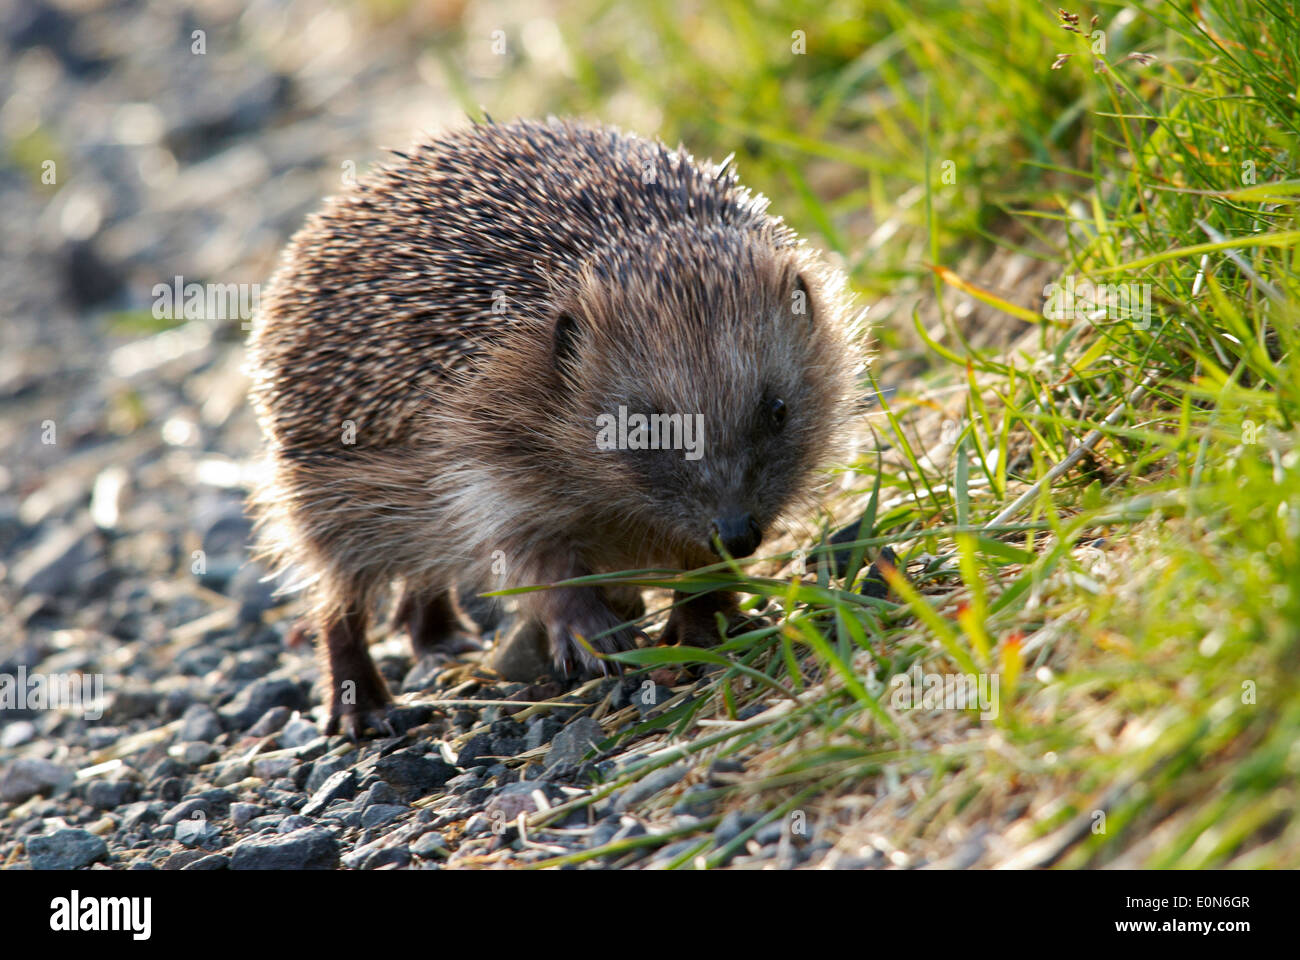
549,616,645,679
324,699,399,742
662,591,738,647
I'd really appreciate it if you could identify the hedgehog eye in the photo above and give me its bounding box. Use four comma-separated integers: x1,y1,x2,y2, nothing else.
553,313,581,370
767,397,788,429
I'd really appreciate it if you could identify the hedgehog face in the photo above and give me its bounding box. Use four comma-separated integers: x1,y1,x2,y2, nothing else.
553,229,852,566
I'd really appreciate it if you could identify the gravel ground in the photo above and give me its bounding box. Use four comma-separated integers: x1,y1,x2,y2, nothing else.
0,0,854,871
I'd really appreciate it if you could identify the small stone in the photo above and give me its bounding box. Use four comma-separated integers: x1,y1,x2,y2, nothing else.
161,798,210,826
178,703,224,743
175,817,219,847
181,854,229,870
195,787,235,805
213,761,253,787
279,715,321,748
179,742,217,766
0,757,71,802
672,785,715,818
252,755,294,780
358,844,409,870
445,772,482,795
147,757,186,783
635,684,674,717
545,718,604,769
229,802,261,827
587,818,621,850
615,764,687,813
301,769,357,818
374,750,457,799
247,705,292,737
218,677,308,731
455,733,495,769
360,804,406,829
707,758,746,784
86,726,125,750
277,815,313,834
12,523,103,598
28,829,108,870
105,688,163,723
85,778,139,810
410,832,447,860
229,826,339,870
484,780,565,821
120,801,164,832
1,720,37,748
245,814,286,832
525,716,562,751
359,780,399,808
753,821,786,846
490,737,525,758
161,850,209,870
714,810,760,846
305,755,351,793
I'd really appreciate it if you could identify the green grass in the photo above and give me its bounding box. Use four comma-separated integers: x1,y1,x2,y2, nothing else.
409,0,1300,867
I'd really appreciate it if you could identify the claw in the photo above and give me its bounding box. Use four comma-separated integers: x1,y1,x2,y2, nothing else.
325,704,397,742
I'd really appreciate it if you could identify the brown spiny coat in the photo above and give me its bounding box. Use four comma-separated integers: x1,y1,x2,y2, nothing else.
247,118,861,737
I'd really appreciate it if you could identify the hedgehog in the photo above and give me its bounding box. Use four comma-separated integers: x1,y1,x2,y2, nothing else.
246,117,862,738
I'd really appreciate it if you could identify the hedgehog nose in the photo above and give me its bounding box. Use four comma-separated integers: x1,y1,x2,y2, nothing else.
710,512,762,558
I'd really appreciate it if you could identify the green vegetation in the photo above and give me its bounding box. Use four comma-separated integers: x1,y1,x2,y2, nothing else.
427,0,1300,866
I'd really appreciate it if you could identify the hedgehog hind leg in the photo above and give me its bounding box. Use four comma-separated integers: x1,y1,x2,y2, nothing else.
318,599,395,741
392,584,482,658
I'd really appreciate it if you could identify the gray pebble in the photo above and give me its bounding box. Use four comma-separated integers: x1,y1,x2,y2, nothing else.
279,715,321,748
545,717,604,770
175,817,220,846
373,750,456,799
0,757,72,803
178,703,223,743
218,677,307,731
615,764,687,813
229,802,261,827
28,829,108,870
410,832,447,860
181,854,229,870
360,804,406,829
247,705,292,737
161,798,210,826
301,769,357,818
229,826,339,870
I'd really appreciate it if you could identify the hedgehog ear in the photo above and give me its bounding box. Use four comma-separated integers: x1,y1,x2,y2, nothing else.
553,312,582,370
791,273,814,325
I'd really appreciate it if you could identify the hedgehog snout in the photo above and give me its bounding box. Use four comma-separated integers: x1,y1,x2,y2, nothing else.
708,511,763,558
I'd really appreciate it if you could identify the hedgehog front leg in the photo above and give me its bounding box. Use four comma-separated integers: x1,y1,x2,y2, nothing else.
512,554,644,677
319,603,394,740
534,587,646,677
662,590,738,647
